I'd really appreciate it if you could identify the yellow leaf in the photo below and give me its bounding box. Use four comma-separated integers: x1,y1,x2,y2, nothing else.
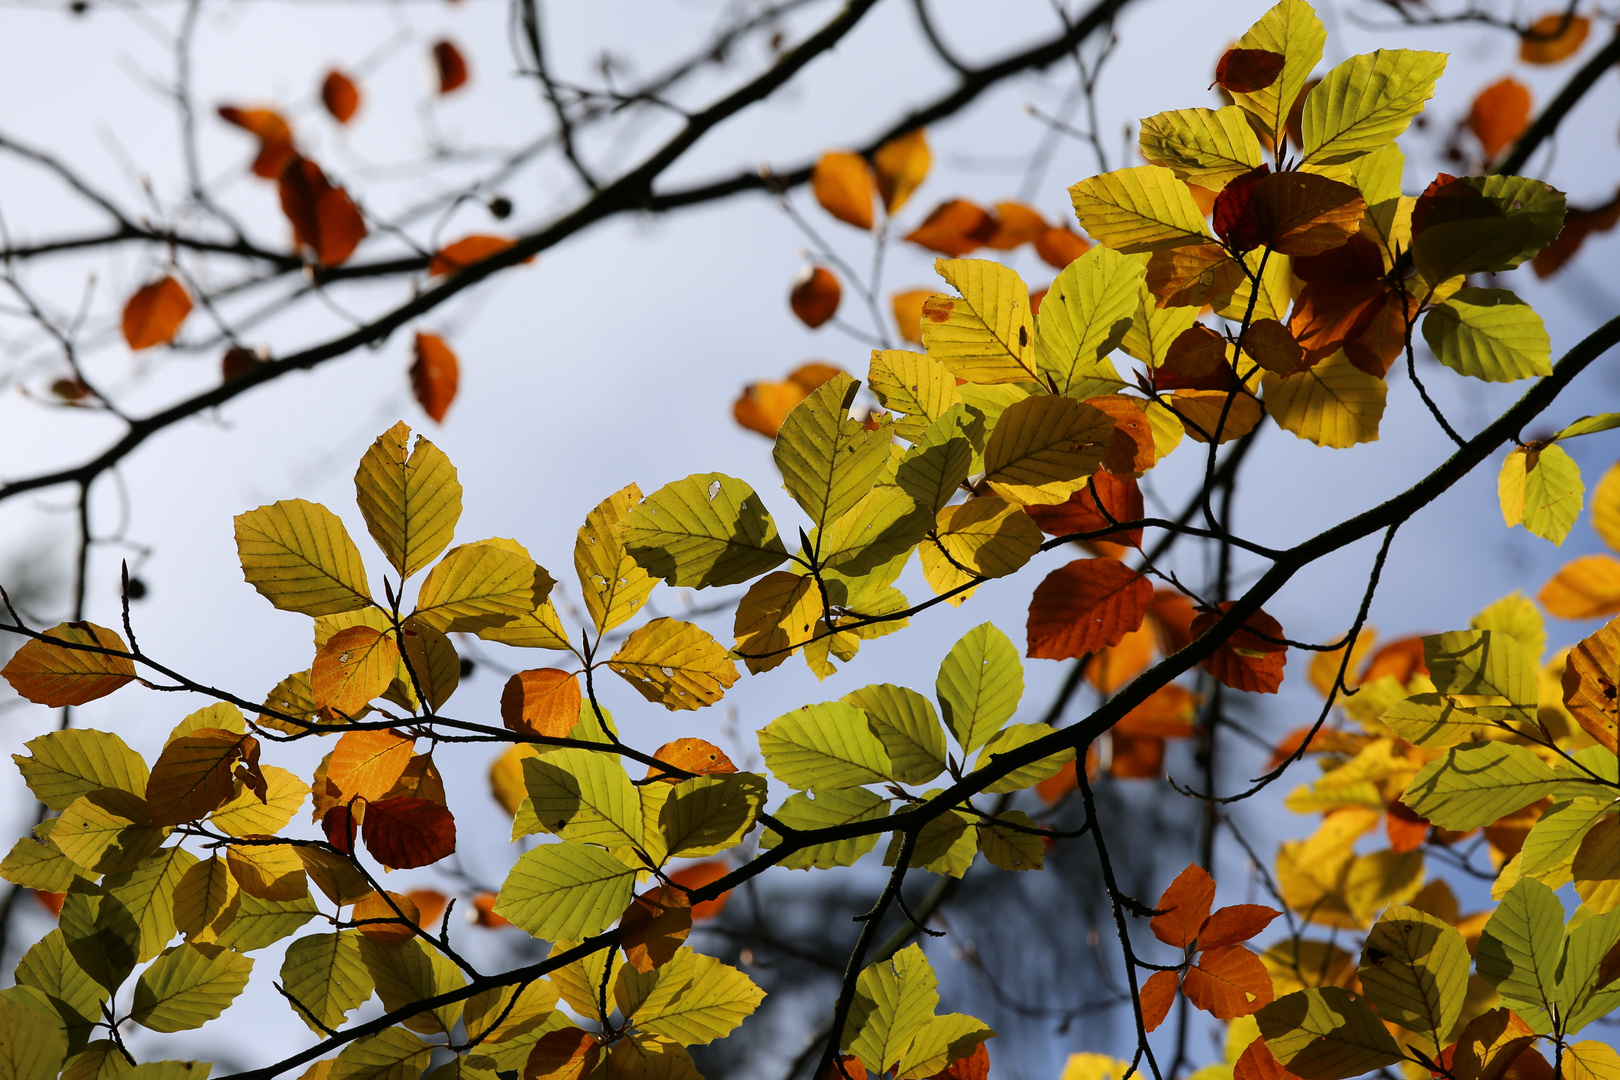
1138,106,1265,190
1229,0,1327,147
919,497,1041,597
813,151,874,229
732,571,820,675
1540,555,1620,620
1301,50,1448,166
575,484,657,633
210,765,308,837
1263,351,1387,448
920,259,1038,384
413,539,555,633
1067,165,1212,254
1593,461,1620,553
174,854,239,942
311,626,399,717
873,129,930,213
1120,279,1200,368
2,622,136,707
477,598,574,650
867,350,961,442
1034,245,1138,398
234,499,372,617
1499,443,1583,545
352,421,462,581
607,618,740,711
226,842,308,901
981,396,1114,506
1566,1042,1620,1080
397,617,459,713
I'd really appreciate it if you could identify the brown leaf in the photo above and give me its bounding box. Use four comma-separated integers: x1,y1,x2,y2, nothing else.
147,729,260,826
1023,472,1144,548
1563,616,1620,752
122,276,193,350
985,202,1048,250
812,151,875,230
501,668,582,738
321,70,361,124
1288,235,1408,371
1144,243,1243,309
1139,969,1179,1032
646,738,738,782
1215,48,1287,93
791,266,842,329
666,861,731,921
433,40,470,93
1216,169,1365,257
328,729,415,803
218,105,297,179
1469,78,1531,160
527,1029,601,1080
1034,225,1091,269
1088,396,1158,476
1190,603,1288,694
1172,389,1264,444
824,1057,867,1080
1520,13,1589,63
1239,319,1304,376
411,331,459,423
1182,945,1273,1018
1200,904,1280,949
1152,864,1216,948
619,885,692,972
221,346,267,383
1,621,136,706
1026,558,1153,660
353,890,421,942
1158,325,1235,392
429,235,525,276
904,199,997,257
361,797,456,869
278,156,367,267
872,129,930,214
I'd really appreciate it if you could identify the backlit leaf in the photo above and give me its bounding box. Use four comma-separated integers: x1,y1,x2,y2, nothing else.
122,278,192,351
1499,443,1582,545
361,798,455,869
327,729,414,803
311,626,398,718
353,421,461,581
1026,558,1151,660
618,473,789,588
1356,904,1468,1039
905,201,995,257
13,729,147,812
1563,617,1620,751
332,1028,432,1080
235,499,371,617
654,773,765,862
843,684,947,786
1423,289,1551,382
414,539,554,633
146,730,260,827
921,497,1040,596
1068,165,1212,253
279,156,366,267
494,843,638,940
609,618,739,711
1300,50,1447,166
358,935,465,1036
1262,350,1386,449
1191,604,1288,694
633,951,762,1045
1255,988,1402,1079
731,571,820,675
1229,0,1327,148
522,747,641,850
981,395,1113,506
1468,78,1531,160
847,945,939,1074
1152,863,1216,948
1184,946,1274,1019
1033,245,1139,398
1475,877,1564,1028
1520,13,1589,63
321,70,360,123
409,332,459,424
1401,742,1560,830
813,152,875,229
3,623,136,708
920,259,1037,384
432,40,468,93
873,129,930,213
130,943,253,1033
279,931,373,1034
1138,106,1265,191
762,788,888,870
54,791,165,875
759,702,892,791
937,623,1023,755
867,350,961,442
774,372,891,531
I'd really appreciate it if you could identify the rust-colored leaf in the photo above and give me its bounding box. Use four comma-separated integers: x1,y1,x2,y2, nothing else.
812,151,875,230
322,804,358,854
1233,1037,1302,1080
619,885,692,972
278,155,367,267
1288,236,1414,372
34,891,65,918
1152,863,1215,948
1215,48,1286,93
1239,318,1304,376
1200,904,1280,949
1520,13,1589,63
930,1042,989,1080
1563,617,1620,752
428,235,525,276
353,889,420,942
1148,590,1199,656
1216,169,1365,257
361,797,456,869
904,199,997,257
321,70,360,124
471,891,512,929
1386,798,1431,853
433,40,470,93
328,729,415,803
825,1057,866,1080
501,669,582,738
790,266,842,329
527,1029,600,1080
122,276,193,350
218,105,296,178
667,861,731,921
1189,603,1287,694
1024,472,1144,548
1114,683,1199,739
1173,389,1264,444
1182,945,1273,1018
646,738,738,782
1469,78,1532,160
411,331,459,423
1139,969,1179,1032
872,128,930,214
1088,396,1158,477
1026,558,1153,660
1034,225,1091,269
147,729,261,827
1,621,135,706
985,202,1048,250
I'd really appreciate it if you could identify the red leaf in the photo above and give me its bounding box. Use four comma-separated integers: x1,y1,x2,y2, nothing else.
1200,904,1281,949
322,805,357,854
619,886,693,972
791,266,842,329
1026,558,1153,660
1222,172,1364,257
1152,863,1216,949
360,796,456,869
33,890,65,918
321,70,361,124
904,199,998,257
1233,1038,1302,1080
278,156,367,267
666,861,732,922
500,668,581,738
411,331,459,423
122,277,193,350
1023,473,1144,547
1215,48,1286,93
929,1042,989,1080
1212,166,1269,250
1182,945,1274,1018
1139,969,1179,1032
433,40,470,94
1190,603,1288,694
647,739,738,782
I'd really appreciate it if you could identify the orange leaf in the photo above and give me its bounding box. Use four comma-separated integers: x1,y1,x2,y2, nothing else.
1360,635,1428,684
1190,603,1288,694
619,885,692,972
733,363,844,439
218,105,297,179
312,625,399,717
1,621,135,706
812,151,875,230
1215,48,1286,93
873,129,930,214
1109,732,1165,779
1233,1037,1302,1080
278,156,367,267
1173,389,1264,445
1386,798,1431,853
1114,683,1199,739
666,861,731,921
929,1042,989,1080
1520,13,1589,63
328,729,415,803
1034,226,1091,269
429,235,524,276
471,891,512,929
1265,725,1364,771
1148,590,1198,656
1151,863,1215,949
1035,760,1080,805
411,331,459,423
353,890,421,941
1539,555,1620,620
1139,969,1179,1032
33,891,65,919
1088,396,1158,477
1026,558,1153,660
1145,244,1243,310
147,729,261,827
1451,1008,1540,1080
1469,78,1532,160
501,669,582,738
892,289,932,345
825,1057,867,1080
985,202,1048,250
122,276,193,350
647,738,738,782
791,266,842,329
407,888,448,929
1181,945,1274,1018
361,797,456,869
1023,472,1144,547
433,40,470,93
1087,624,1155,694
1562,617,1620,752
321,70,361,124
1200,904,1280,949
904,199,997,257
527,1029,601,1080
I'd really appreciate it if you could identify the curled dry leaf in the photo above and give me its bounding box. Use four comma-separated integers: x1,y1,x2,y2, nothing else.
812,151,875,229
122,276,193,350
278,156,367,267
501,668,582,738
411,331,459,423
433,39,469,93
321,70,360,124
790,266,842,329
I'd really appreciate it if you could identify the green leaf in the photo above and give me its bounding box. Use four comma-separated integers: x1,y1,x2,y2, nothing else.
0,834,91,893
895,407,976,515
353,421,462,581
894,1015,994,1080
210,889,317,952
1412,176,1566,285
494,842,638,940
1400,742,1560,830
1256,988,1404,1079
463,979,559,1045
617,473,790,589
1423,629,1537,715
280,931,374,1035
0,996,68,1080
981,396,1113,506
774,372,894,531
761,789,889,870
847,945,940,1074
632,952,763,1045
889,806,977,878
654,773,766,862
412,539,555,633
130,943,253,1032
330,1028,434,1080
54,789,166,875
1500,443,1583,545
843,684,948,786
977,812,1045,872
936,623,1023,755
1229,0,1326,148
1300,50,1446,166
1423,289,1551,383
1356,904,1469,1040
104,846,197,962
1378,695,1488,748
14,930,109,1053
234,499,372,616
210,764,308,838
522,748,642,850
920,260,1038,385
1138,106,1265,189
1523,799,1613,880
868,351,962,443
1475,877,1565,1032
759,702,894,791
1558,907,1620,1034
1033,246,1138,399
59,1040,130,1080
358,936,465,1037
1068,165,1212,254
974,723,1075,794
13,730,149,813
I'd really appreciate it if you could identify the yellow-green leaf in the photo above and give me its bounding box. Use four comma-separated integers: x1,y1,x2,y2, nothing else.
1034,245,1138,398
977,811,1044,872
575,483,658,633
632,952,763,1046
654,773,766,862
13,729,148,812
759,702,893,791
0,995,68,1080
843,684,947,786
357,936,465,1036
280,931,374,1035
761,789,889,870
847,945,939,1074
936,623,1022,755
174,854,239,943
1138,106,1265,190
1230,0,1327,148
234,499,372,616
974,723,1074,794
1301,50,1447,166
1256,988,1403,1079
15,929,107,1052
330,1028,433,1080
981,396,1113,506
920,259,1038,384
1423,289,1551,383
1401,742,1559,830
1411,176,1566,286
1475,877,1564,1030
868,350,962,442
919,496,1040,598
353,421,462,581
1356,904,1469,1039
105,846,197,961
731,570,820,675
608,618,739,711
774,372,894,530
54,790,166,875
476,598,573,651
522,747,642,851
1121,280,1201,366
617,473,790,589
1068,165,1211,254
413,539,555,633
1262,351,1387,448
895,407,977,515
130,943,253,1033
1500,443,1582,545
494,842,638,940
